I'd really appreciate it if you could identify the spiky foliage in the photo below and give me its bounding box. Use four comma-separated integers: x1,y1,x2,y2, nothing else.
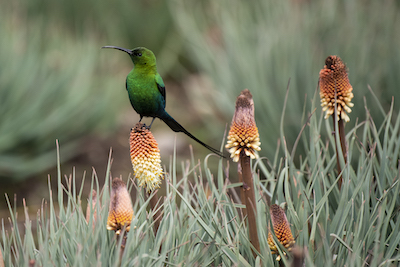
85,189,98,228
1,94,400,266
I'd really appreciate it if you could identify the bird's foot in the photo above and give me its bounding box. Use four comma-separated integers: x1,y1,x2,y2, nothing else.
132,122,149,131
138,123,151,130
134,120,154,131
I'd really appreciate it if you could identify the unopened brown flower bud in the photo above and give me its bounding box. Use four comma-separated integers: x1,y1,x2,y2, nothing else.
107,178,134,235
319,55,354,122
267,204,295,256
225,89,261,162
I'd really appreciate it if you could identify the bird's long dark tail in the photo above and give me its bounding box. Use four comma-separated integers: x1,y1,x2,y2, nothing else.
159,112,224,158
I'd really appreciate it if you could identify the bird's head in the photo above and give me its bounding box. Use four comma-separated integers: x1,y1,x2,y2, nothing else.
102,46,156,68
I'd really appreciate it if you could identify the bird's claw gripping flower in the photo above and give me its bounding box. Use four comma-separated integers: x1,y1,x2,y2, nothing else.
107,178,134,235
319,55,354,122
225,89,261,162
267,204,295,258
130,123,163,193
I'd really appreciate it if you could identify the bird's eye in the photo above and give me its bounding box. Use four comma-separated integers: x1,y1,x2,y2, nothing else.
135,52,142,57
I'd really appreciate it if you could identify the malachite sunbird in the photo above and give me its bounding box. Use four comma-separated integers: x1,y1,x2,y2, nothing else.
102,46,224,157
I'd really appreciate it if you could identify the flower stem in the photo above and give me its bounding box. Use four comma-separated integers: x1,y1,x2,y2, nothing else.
338,118,347,164
332,117,347,189
238,165,247,220
118,233,127,264
240,151,260,256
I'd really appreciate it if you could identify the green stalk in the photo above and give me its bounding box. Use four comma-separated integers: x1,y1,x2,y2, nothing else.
0,247,4,267
148,191,162,235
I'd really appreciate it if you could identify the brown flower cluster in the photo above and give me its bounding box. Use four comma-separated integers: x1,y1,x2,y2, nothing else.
107,178,134,235
267,204,295,256
130,123,163,192
225,89,261,162
319,55,354,122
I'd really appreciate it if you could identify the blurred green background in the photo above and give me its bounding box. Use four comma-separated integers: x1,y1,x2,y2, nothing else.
1,0,399,209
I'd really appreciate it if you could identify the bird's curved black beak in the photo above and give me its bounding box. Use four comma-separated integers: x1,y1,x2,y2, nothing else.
101,46,132,55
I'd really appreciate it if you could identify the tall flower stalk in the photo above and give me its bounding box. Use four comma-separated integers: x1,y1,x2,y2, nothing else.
226,89,261,255
319,55,354,189
130,123,164,234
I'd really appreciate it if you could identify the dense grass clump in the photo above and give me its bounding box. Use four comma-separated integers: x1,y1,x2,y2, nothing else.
1,91,399,266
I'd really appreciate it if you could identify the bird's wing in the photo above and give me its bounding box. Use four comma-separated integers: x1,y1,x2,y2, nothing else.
155,73,166,102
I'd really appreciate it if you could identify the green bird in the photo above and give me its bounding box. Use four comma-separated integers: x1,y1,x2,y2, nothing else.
102,46,224,157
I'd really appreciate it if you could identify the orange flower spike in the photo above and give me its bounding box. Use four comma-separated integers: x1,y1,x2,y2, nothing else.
107,178,134,235
130,123,163,193
319,55,354,122
267,204,295,255
225,89,261,162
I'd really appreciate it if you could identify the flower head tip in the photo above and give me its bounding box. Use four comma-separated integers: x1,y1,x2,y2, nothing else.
319,55,354,122
225,89,261,162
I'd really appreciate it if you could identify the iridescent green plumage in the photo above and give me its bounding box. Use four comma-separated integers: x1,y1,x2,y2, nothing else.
102,46,223,157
